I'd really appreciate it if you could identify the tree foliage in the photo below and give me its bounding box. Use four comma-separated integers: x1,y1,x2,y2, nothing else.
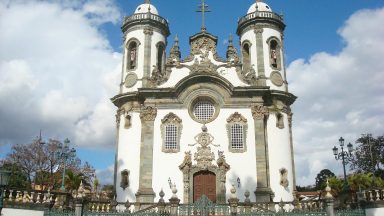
315,169,335,190
2,137,96,190
349,134,384,175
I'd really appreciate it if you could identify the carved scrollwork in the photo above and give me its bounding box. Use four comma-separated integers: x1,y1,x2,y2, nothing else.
139,106,157,121
161,112,182,124
148,66,170,87
226,35,240,65
143,26,153,35
279,168,289,188
179,151,192,171
251,104,269,120
226,112,248,123
189,55,218,74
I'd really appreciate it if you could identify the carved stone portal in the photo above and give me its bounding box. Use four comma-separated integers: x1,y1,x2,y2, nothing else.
179,126,230,204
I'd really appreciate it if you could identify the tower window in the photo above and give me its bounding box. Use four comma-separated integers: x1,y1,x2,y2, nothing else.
242,42,251,73
267,38,282,70
156,42,166,72
226,112,248,153
161,113,182,153
127,41,138,70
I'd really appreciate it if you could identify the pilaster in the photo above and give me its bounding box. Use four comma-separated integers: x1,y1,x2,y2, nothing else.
254,28,266,86
251,104,273,202
136,106,157,203
142,26,153,87
288,112,297,197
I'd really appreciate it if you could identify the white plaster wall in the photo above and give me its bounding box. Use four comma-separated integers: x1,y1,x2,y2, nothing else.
152,108,257,203
366,208,384,216
3,208,44,216
266,112,294,202
262,28,286,92
116,112,142,202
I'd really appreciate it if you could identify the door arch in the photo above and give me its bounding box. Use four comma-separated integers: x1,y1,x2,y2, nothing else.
193,171,216,203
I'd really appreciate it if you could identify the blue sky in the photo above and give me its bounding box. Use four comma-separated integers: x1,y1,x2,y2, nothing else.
1,0,384,186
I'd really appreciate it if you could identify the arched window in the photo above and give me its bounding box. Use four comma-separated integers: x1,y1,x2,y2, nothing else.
242,42,251,73
161,113,182,153
226,112,248,153
156,42,166,72
127,41,138,70
267,38,282,70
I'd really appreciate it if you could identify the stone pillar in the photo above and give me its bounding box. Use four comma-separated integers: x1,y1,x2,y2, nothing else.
254,28,266,86
169,198,180,216
243,190,252,214
74,200,83,216
324,180,335,216
228,185,239,216
142,26,153,87
136,106,157,203
251,104,274,202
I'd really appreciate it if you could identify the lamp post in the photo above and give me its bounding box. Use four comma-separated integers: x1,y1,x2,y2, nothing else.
0,168,11,216
332,137,353,191
56,138,76,191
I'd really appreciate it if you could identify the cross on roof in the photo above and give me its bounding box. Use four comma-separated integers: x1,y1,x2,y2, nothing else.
196,0,211,32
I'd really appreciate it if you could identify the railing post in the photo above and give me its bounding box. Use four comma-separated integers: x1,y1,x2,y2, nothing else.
169,183,180,216
158,189,166,213
228,184,239,216
324,180,335,216
244,190,252,214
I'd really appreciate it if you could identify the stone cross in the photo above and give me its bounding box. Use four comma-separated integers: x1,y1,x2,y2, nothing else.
196,0,211,31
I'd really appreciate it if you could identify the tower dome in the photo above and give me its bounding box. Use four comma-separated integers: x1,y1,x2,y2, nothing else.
134,3,159,15
247,2,272,14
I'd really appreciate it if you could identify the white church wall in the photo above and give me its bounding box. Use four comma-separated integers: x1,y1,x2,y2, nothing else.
152,108,257,203
159,67,190,88
116,112,142,202
219,67,249,87
266,113,294,202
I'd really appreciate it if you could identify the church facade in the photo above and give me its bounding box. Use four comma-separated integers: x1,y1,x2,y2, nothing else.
112,0,297,205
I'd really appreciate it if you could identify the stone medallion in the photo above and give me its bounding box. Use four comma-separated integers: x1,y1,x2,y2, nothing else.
270,71,284,87
124,73,138,88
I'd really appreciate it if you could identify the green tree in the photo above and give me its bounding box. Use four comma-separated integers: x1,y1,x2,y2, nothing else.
349,134,384,175
315,169,335,190
64,170,90,192
0,162,29,189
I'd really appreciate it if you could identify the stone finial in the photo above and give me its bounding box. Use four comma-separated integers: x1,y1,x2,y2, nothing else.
244,190,251,203
230,184,237,199
159,189,165,202
171,183,178,199
324,179,333,199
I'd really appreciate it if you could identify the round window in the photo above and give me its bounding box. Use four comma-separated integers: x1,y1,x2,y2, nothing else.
193,100,215,122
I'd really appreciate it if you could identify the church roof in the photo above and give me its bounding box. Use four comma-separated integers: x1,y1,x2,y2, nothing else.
247,2,273,14
134,3,159,15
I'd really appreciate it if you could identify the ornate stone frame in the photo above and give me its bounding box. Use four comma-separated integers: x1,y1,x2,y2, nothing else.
226,112,248,153
161,112,182,153
275,112,285,129
188,96,220,124
126,38,141,71
266,36,282,70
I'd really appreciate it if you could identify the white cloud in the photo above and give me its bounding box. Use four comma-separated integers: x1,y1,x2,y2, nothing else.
96,164,114,186
288,7,384,186
0,0,121,148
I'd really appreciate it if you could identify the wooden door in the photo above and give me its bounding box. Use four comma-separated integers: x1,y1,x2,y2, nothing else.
193,171,216,202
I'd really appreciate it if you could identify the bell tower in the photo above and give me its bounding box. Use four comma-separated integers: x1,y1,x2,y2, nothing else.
237,0,287,91
121,0,170,92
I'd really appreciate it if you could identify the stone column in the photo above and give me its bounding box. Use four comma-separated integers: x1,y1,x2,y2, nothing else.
254,28,266,86
136,106,157,203
287,112,298,199
252,104,273,202
113,109,123,196
142,26,153,87
74,200,83,216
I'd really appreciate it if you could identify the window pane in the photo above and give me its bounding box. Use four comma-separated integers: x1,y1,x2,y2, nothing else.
193,101,215,121
165,125,177,149
231,124,243,149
